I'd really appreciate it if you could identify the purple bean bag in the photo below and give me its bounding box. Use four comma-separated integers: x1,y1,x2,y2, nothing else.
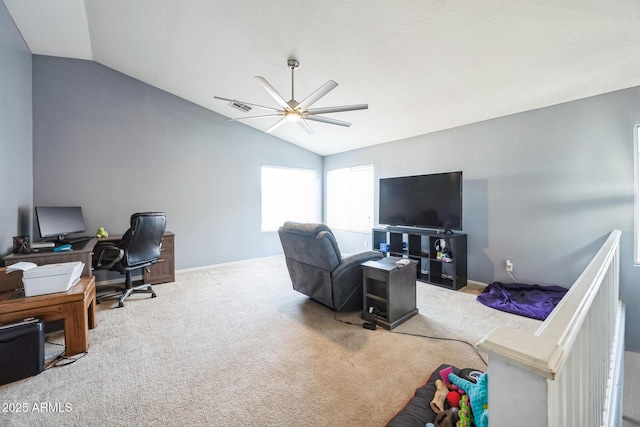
476,282,568,321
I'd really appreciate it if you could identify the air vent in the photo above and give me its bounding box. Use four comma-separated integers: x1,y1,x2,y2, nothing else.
230,101,252,113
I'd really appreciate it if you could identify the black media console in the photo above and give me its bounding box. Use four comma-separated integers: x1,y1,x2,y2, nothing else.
372,227,467,290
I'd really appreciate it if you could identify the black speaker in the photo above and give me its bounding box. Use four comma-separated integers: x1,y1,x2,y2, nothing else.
0,318,44,385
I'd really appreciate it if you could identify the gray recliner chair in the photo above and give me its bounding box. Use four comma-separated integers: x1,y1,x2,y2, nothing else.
278,221,383,311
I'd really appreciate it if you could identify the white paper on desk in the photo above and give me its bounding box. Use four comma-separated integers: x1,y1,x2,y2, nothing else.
6,262,38,273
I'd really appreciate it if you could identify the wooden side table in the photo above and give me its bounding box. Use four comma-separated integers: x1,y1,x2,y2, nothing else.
362,257,418,329
0,276,96,356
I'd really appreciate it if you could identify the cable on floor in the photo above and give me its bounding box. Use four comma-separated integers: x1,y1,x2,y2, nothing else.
333,312,488,367
44,339,88,370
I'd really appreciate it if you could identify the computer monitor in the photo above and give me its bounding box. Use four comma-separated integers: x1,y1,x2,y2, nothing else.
35,206,86,242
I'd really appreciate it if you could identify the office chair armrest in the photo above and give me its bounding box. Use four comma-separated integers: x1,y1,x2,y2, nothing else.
94,243,125,269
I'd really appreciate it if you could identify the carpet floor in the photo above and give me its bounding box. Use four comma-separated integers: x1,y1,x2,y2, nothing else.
0,256,540,426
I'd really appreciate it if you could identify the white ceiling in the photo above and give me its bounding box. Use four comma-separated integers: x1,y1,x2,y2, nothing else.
5,0,640,156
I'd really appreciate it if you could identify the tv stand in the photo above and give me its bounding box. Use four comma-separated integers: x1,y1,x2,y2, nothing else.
372,227,467,290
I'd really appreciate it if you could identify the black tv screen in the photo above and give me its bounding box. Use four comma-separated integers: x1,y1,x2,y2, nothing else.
379,171,462,231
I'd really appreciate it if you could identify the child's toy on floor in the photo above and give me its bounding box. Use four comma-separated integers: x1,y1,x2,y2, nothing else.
439,366,456,389
447,390,461,408
439,366,463,410
430,379,449,413
448,371,489,427
433,408,459,427
457,394,472,427
439,366,465,394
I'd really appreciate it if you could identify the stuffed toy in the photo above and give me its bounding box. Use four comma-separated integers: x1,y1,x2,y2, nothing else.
448,371,488,427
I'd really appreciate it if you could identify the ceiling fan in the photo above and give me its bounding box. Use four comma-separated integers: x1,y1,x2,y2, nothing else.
214,59,368,134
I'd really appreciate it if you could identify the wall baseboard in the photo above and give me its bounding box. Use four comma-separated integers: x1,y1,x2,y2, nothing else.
175,255,282,274
466,279,488,288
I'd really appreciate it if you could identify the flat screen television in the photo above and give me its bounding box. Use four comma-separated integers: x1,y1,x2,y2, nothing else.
35,206,86,241
379,171,462,231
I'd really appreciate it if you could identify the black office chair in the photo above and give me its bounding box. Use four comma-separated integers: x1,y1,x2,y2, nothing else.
93,212,166,308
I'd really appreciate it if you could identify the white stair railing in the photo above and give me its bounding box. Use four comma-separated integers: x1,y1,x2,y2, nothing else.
478,230,623,427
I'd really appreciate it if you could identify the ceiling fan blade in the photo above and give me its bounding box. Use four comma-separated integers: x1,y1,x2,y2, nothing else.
296,80,338,111
306,104,368,115
255,76,290,110
231,113,284,121
265,117,287,133
214,96,282,113
304,115,352,127
297,119,314,135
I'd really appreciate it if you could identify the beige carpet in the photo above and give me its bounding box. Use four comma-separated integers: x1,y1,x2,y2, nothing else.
0,256,540,426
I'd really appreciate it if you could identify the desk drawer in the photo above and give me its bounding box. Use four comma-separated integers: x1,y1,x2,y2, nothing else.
159,235,174,251
144,233,175,285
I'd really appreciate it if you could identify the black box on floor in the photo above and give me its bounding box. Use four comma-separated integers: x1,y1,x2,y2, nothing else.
0,318,44,385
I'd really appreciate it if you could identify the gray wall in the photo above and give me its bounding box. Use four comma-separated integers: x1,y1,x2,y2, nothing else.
325,87,640,351
0,2,32,258
32,56,322,269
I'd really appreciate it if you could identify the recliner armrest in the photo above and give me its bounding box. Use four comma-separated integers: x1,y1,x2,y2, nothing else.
333,250,383,278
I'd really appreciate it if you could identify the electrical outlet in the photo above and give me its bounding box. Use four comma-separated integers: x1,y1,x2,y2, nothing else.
505,259,514,272
364,240,368,248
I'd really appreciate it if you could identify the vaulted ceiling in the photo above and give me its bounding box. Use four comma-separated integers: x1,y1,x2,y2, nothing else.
5,0,640,156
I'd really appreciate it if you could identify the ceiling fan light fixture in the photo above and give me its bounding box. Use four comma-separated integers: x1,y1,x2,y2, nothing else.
285,110,301,121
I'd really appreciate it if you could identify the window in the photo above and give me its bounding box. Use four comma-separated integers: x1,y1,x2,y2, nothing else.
261,166,317,232
635,123,640,265
327,164,374,232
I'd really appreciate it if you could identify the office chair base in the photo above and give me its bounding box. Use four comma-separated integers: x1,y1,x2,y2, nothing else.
117,284,156,308
97,283,156,308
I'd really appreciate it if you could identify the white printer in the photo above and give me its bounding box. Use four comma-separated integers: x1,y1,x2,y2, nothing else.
22,262,84,297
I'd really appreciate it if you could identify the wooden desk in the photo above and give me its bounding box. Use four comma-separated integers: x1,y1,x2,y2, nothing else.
3,238,98,277
3,232,175,285
0,276,96,356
